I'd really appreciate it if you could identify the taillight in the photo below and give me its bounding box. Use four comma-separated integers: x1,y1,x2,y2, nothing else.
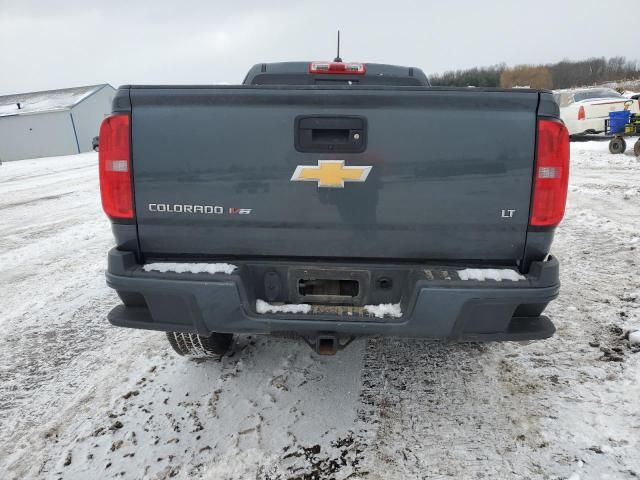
577,105,585,120
309,61,366,75
99,113,133,220
530,119,570,227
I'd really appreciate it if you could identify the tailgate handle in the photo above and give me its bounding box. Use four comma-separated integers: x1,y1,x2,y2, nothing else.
295,115,367,153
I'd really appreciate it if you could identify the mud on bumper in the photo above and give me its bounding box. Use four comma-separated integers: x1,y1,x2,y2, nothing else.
106,249,560,342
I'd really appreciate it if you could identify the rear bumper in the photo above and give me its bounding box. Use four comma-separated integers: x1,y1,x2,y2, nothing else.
106,249,560,342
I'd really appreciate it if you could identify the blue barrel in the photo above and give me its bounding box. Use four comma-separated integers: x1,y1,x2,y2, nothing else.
609,110,631,134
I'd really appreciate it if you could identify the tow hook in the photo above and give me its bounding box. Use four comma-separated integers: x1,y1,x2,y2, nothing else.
302,334,355,355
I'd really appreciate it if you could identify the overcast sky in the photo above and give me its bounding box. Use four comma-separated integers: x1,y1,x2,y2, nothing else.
0,0,638,95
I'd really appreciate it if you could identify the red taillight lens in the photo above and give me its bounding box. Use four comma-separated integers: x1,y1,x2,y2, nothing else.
577,105,585,120
530,119,570,227
99,114,133,220
309,61,366,75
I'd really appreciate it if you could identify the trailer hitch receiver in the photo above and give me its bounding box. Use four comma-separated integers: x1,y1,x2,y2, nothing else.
301,334,355,355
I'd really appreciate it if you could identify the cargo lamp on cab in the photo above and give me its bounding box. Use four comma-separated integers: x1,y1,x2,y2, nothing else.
309,62,366,75
308,30,365,76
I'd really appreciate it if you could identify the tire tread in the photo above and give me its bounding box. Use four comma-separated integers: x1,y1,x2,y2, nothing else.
166,332,232,358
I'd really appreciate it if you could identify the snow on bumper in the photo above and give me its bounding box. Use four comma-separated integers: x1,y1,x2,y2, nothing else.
106,249,560,341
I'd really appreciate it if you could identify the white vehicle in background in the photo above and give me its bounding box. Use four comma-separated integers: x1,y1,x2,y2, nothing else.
554,88,640,136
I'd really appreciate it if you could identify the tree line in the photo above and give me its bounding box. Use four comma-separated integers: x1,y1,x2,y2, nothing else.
429,57,640,89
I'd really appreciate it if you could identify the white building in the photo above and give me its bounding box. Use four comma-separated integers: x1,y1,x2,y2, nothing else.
0,84,115,162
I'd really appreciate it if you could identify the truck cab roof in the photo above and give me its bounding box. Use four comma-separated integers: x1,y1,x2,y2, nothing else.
243,61,430,87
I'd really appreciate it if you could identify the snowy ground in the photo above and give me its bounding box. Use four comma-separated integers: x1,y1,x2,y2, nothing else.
0,144,639,480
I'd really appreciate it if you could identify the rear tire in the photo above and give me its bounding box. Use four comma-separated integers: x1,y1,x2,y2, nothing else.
634,140,640,158
609,137,626,154
166,332,233,357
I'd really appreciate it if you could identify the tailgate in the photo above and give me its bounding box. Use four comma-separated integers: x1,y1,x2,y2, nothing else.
130,87,539,261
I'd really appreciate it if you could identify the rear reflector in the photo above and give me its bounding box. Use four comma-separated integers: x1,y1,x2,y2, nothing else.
99,114,133,220
530,119,570,227
578,105,585,120
309,61,366,75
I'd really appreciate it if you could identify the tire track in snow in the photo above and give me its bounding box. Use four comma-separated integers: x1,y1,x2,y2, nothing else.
356,339,550,479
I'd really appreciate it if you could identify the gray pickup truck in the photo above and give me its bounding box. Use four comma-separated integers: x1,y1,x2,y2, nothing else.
100,60,569,356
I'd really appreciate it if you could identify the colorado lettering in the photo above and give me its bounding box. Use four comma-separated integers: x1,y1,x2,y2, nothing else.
148,204,251,215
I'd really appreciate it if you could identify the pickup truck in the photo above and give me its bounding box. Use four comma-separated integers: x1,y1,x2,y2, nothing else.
101,60,569,357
